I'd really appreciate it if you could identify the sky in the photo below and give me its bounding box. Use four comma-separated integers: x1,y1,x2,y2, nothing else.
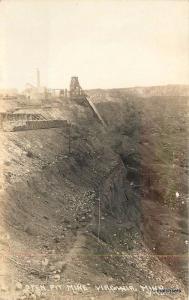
0,0,189,90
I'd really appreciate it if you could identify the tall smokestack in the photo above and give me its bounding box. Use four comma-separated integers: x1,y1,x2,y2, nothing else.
37,68,40,89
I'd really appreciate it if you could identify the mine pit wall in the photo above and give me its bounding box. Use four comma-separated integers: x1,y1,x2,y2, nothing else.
99,161,128,219
95,160,141,244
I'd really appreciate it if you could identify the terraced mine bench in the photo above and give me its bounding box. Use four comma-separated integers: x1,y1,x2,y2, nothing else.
0,113,46,130
11,119,68,131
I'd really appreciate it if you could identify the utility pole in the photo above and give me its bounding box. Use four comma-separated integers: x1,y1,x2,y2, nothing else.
68,122,71,154
36,68,40,89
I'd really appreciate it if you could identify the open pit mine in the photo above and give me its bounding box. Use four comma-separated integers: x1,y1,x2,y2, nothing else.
0,77,188,300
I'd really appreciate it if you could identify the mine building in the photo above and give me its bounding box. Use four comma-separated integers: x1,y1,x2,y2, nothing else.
69,77,85,98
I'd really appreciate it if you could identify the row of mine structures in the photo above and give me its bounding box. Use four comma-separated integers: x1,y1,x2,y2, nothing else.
0,74,87,132
24,75,85,101
0,73,85,101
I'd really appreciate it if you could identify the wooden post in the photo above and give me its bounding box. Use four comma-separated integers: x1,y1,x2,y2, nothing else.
68,122,71,154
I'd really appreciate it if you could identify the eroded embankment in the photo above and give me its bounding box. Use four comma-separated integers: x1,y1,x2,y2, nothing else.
0,129,186,300
0,94,188,299
89,90,189,289
89,161,186,292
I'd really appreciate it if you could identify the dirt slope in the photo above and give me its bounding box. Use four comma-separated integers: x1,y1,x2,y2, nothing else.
0,88,188,299
87,88,189,288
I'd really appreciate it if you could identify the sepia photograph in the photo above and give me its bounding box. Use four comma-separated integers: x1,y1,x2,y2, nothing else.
0,0,188,299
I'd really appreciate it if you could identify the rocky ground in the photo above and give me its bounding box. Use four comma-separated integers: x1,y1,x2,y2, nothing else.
0,86,188,299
